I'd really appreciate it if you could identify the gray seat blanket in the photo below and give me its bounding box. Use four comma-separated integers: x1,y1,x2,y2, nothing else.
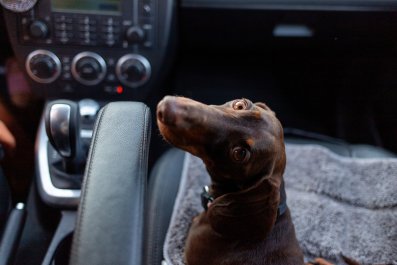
163,144,397,265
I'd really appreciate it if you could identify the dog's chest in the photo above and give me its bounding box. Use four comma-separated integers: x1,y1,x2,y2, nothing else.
184,210,304,265
185,212,263,265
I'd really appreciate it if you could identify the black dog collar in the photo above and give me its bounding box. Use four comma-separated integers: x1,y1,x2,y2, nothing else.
201,181,287,217
201,186,214,211
277,180,287,217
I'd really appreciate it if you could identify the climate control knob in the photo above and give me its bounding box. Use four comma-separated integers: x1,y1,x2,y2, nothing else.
25,50,61,83
72,52,107,86
29,20,49,39
125,26,145,44
116,54,151,87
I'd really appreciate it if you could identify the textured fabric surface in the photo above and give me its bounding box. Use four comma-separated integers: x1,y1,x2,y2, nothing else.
163,144,397,265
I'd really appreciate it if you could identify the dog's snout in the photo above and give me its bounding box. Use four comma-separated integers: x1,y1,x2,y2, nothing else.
157,96,216,132
157,96,183,125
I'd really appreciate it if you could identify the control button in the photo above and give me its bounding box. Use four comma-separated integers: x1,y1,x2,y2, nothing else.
62,72,72,80
54,15,73,23
79,25,91,32
104,85,113,93
57,37,70,44
55,31,73,39
101,25,120,34
105,39,115,47
21,17,29,25
143,41,153,48
106,73,116,82
55,23,73,31
25,50,61,83
101,30,118,46
116,54,151,87
107,58,115,66
62,57,70,63
78,17,97,25
72,52,106,86
142,3,152,17
78,32,98,40
142,24,153,30
29,20,49,39
125,26,145,44
102,17,120,26
123,20,133,27
62,84,75,93
79,40,95,46
104,85,124,95
140,24,153,48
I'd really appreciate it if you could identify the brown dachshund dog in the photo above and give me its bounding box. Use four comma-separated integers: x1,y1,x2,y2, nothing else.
157,96,304,265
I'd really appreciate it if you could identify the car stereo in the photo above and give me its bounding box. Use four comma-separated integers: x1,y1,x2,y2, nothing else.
19,0,153,49
2,0,175,99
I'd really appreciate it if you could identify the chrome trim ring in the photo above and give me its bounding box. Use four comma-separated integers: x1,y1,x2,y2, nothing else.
0,0,37,12
35,115,81,207
116,54,151,88
71,51,107,86
25,50,61,84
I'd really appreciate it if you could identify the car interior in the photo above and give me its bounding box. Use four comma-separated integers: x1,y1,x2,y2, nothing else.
0,0,396,264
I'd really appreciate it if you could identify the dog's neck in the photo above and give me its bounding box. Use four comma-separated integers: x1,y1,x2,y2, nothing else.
206,179,287,218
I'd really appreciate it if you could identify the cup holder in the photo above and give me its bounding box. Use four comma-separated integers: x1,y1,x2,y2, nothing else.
51,233,73,265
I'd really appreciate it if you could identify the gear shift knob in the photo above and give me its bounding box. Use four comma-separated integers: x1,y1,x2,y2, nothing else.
45,100,83,173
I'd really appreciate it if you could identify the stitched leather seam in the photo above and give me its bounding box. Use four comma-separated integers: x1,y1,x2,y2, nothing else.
145,156,164,264
135,106,150,263
133,104,145,263
70,104,109,264
152,158,169,263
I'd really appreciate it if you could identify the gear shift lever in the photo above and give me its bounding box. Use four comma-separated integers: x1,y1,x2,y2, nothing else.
45,100,84,174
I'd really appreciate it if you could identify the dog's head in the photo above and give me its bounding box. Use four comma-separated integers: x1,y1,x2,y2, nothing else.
157,96,286,187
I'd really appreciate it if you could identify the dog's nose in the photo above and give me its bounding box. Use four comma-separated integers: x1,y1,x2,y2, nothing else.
157,96,179,125
157,107,164,122
156,101,168,124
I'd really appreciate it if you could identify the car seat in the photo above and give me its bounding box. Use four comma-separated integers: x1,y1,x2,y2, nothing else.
145,132,396,265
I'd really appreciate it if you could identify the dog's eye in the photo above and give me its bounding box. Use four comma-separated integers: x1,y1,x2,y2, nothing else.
231,147,251,163
232,99,248,110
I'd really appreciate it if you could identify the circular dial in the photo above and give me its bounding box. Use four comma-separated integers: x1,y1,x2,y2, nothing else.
72,52,107,86
116,54,151,88
0,0,37,12
125,26,145,44
29,20,49,39
25,50,61,84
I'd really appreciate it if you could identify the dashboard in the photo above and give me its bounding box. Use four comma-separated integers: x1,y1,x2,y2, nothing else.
2,0,175,100
1,0,397,101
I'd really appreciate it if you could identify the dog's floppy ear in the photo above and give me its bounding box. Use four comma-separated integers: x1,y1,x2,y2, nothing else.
207,177,280,240
255,102,270,110
255,102,276,115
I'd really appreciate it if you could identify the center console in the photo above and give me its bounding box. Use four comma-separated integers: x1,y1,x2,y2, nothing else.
1,1,175,262
36,99,101,207
2,0,175,100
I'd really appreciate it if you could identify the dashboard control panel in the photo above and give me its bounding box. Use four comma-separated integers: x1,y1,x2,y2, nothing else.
2,0,175,100
19,12,154,49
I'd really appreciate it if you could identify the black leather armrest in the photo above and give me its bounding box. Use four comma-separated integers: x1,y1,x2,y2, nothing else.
69,102,151,265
